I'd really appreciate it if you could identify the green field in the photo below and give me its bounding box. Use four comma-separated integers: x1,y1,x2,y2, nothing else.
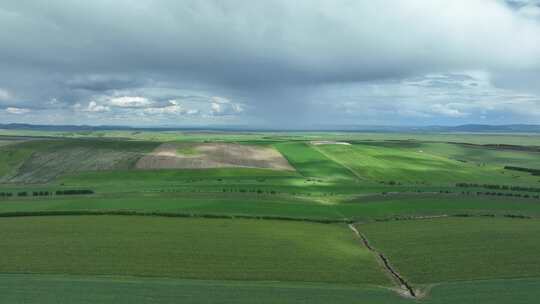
317,143,540,186
359,217,540,284
274,142,358,181
3,274,540,304
0,216,389,286
1,192,540,222
0,274,411,304
1,131,540,303
411,142,540,169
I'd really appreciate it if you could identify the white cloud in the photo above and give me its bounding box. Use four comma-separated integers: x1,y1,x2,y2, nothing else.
211,102,222,114
143,104,184,115
74,101,110,112
429,104,469,117
142,100,202,116
5,107,30,114
210,99,244,116
107,96,154,108
211,96,231,104
0,89,12,101
87,101,110,112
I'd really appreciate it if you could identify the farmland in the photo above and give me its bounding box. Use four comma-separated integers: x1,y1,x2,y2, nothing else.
358,217,540,285
137,142,294,170
0,139,157,183
1,130,540,303
0,216,389,285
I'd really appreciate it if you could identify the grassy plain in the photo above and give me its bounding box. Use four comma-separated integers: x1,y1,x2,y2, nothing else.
3,129,540,145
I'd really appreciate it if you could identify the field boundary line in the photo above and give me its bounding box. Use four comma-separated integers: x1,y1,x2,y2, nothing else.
0,210,351,224
348,224,416,298
0,209,534,224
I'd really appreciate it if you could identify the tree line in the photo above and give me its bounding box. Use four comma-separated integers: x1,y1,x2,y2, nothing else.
456,183,540,193
0,189,94,198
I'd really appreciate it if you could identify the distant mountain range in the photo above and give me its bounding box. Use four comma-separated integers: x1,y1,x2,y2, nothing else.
420,124,540,133
0,123,540,133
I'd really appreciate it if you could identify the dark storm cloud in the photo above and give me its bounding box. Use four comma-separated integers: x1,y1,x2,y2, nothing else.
0,0,540,126
66,75,146,92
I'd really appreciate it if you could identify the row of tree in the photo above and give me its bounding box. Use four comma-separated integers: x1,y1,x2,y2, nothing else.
456,183,540,193
0,189,94,198
441,189,540,199
504,166,540,176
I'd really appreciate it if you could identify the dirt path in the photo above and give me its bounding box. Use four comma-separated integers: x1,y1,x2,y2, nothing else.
348,224,417,298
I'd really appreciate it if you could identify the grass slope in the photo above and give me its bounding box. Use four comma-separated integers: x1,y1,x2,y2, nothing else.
416,142,540,170
359,217,540,284
318,143,539,186
0,216,390,286
274,142,357,181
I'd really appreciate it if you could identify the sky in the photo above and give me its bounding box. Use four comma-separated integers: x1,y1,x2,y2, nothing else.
0,0,540,128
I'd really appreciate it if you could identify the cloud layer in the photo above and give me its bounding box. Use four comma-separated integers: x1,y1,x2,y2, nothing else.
1,0,539,127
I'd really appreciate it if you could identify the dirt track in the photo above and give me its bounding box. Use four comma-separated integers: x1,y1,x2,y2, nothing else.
136,143,294,171
348,224,417,298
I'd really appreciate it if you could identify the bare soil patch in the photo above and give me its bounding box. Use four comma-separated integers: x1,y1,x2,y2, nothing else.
311,141,351,146
136,143,294,171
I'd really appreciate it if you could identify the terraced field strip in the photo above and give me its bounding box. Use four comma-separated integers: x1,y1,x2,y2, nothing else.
348,224,416,298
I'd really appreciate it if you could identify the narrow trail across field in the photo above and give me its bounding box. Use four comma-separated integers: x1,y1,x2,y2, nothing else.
348,224,416,298
310,145,366,181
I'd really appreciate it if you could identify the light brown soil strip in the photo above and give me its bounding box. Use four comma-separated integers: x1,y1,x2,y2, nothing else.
136,142,295,171
348,224,416,298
